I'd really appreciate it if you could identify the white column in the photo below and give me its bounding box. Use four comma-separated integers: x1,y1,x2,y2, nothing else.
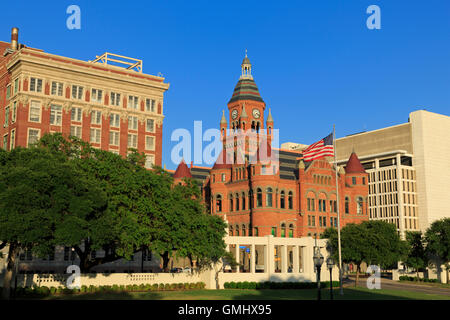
293,246,299,273
264,244,268,274
235,244,240,273
251,244,256,274
281,245,288,273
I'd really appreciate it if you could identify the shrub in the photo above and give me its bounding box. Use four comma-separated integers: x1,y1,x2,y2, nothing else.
50,286,57,294
152,284,159,291
159,283,165,290
164,283,171,290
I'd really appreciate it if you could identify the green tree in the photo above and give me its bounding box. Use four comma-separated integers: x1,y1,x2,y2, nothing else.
323,220,407,286
404,231,428,280
0,146,104,299
425,218,450,284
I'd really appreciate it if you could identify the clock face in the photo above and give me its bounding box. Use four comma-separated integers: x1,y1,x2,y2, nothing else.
252,109,260,119
231,109,238,119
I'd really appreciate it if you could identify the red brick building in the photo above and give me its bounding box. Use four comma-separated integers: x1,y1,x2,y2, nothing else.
175,54,369,238
0,28,169,168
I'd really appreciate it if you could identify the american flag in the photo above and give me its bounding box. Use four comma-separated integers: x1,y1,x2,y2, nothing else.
302,133,334,162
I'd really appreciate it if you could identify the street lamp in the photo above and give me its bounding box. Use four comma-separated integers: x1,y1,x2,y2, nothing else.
327,256,335,300
313,246,324,301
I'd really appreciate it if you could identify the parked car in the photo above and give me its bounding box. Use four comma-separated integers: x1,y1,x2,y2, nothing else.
170,267,182,273
182,267,192,273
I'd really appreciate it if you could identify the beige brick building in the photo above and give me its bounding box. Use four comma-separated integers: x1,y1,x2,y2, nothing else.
282,110,450,238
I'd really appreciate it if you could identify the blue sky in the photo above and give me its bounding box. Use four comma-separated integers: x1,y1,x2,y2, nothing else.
2,0,449,169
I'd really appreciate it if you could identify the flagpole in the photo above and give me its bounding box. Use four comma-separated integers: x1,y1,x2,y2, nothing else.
333,124,344,295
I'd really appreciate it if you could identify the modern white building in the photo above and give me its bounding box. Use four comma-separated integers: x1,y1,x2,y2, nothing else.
282,110,450,238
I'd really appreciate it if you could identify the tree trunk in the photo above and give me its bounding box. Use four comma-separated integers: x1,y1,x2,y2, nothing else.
416,270,420,281
161,251,170,272
1,243,18,300
355,264,360,288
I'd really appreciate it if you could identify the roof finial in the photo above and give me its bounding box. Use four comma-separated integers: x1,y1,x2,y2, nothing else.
245,48,248,57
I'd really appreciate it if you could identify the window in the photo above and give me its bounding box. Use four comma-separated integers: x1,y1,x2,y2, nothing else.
27,129,40,146
280,191,285,209
242,192,246,211
91,89,103,103
127,134,137,148
254,227,258,236
216,195,222,212
146,119,155,133
288,191,293,209
128,116,138,130
10,129,15,149
307,198,315,211
330,200,337,213
271,227,277,237
14,78,19,94
235,194,239,211
50,105,62,125
110,113,120,127
289,224,294,238
72,85,83,99
145,136,155,150
318,199,326,212
281,223,286,237
70,126,82,138
90,128,101,144
241,224,246,236
229,226,233,236
51,81,63,96
4,106,9,127
352,177,356,185
3,135,8,151
110,92,121,106
71,107,82,122
145,155,154,169
221,173,226,182
91,110,102,125
357,197,363,215
29,101,41,122
110,131,119,146
12,101,17,123
6,85,11,100
146,98,155,112
30,78,43,93
229,195,233,212
266,188,273,207
128,95,139,109
256,188,262,207
345,197,349,214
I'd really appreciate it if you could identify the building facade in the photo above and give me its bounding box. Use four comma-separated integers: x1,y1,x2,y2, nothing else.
175,54,370,239
0,28,169,168
0,27,169,275
282,110,450,238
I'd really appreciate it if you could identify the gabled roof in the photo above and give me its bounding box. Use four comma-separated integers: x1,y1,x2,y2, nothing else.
345,152,366,174
173,160,192,178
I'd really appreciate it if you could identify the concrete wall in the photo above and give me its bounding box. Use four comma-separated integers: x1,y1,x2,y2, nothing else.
410,110,450,231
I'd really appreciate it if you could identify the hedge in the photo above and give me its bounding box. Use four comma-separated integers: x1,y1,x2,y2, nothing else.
13,282,206,297
399,276,439,283
223,281,340,290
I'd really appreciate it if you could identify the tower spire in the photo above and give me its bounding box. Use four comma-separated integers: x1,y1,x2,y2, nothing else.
240,50,253,80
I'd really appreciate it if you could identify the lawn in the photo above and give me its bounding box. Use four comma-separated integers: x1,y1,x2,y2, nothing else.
37,287,450,300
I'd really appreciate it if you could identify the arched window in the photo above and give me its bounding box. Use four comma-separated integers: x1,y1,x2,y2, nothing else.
357,197,363,215
345,196,350,214
242,192,246,211
229,195,233,212
235,193,239,211
257,188,263,207
242,224,246,236
229,225,233,236
288,191,293,209
235,225,239,236
289,224,294,238
266,187,273,207
280,191,286,209
281,223,286,237
216,195,222,212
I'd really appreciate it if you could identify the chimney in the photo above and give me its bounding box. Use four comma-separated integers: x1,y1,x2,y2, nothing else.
11,27,19,51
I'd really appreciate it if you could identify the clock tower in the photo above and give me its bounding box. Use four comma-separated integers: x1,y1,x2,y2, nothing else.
227,52,266,134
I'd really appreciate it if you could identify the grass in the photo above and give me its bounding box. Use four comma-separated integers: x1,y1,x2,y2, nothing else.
34,287,450,300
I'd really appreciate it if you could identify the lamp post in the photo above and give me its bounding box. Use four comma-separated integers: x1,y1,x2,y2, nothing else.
313,246,324,301
327,257,335,300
